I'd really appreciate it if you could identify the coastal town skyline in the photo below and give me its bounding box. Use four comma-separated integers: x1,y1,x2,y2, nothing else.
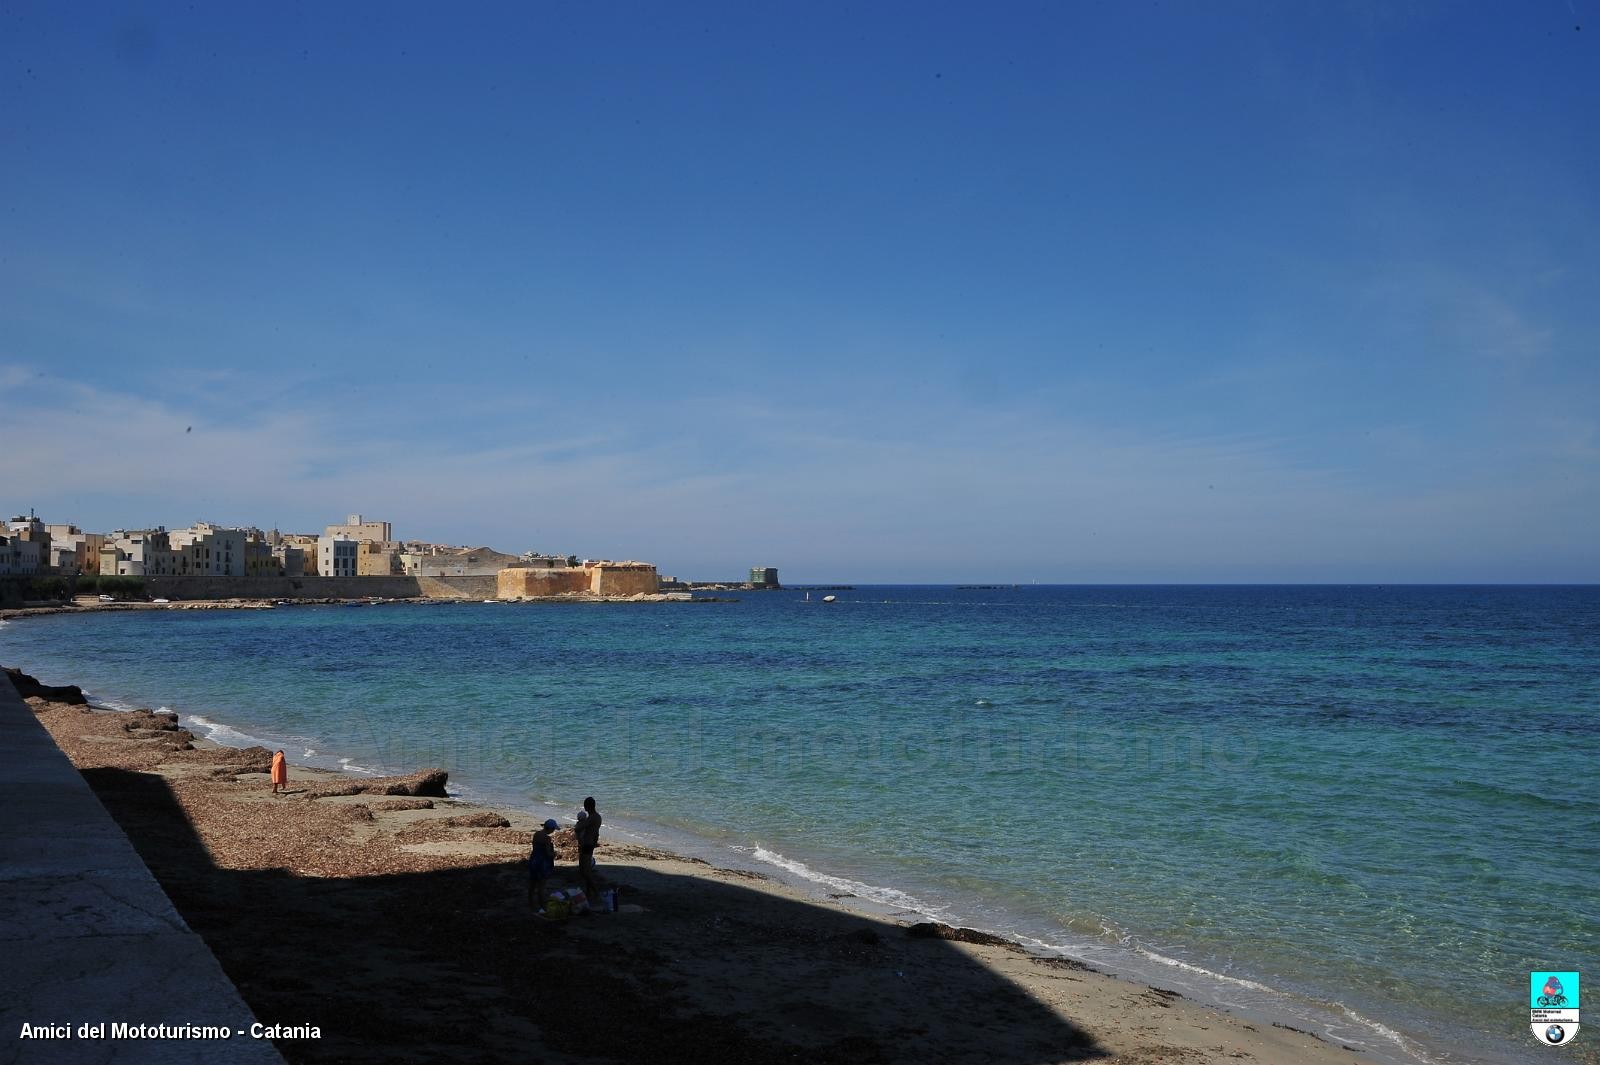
3,5,1596,584
0,508,668,581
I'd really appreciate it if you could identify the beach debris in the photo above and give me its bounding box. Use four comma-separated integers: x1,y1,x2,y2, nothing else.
384,768,450,797
391,820,531,847
1143,987,1182,1007
303,768,450,799
4,665,87,704
114,709,194,748
905,921,1012,947
468,827,534,845
202,746,275,777
121,710,181,729
123,727,193,743
369,798,435,811
1031,955,1095,973
302,780,368,797
233,745,277,766
442,811,511,828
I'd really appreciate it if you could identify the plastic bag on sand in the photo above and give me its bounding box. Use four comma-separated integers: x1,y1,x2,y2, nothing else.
540,888,588,919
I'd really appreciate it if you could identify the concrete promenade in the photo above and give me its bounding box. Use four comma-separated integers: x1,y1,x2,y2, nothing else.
0,681,283,1064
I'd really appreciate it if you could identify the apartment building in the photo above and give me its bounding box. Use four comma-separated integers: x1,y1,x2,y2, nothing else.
168,523,252,577
1,533,43,576
244,535,275,577
7,516,51,573
325,514,392,543
356,541,400,576
273,542,310,577
99,529,174,576
43,526,104,576
318,535,358,577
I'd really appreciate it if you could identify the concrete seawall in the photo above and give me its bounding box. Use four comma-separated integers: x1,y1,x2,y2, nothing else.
0,682,283,1064
144,575,498,601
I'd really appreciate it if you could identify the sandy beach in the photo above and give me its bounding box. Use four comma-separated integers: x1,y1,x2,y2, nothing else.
18,675,1383,1065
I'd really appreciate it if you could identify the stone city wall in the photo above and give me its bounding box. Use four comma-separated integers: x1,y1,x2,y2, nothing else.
589,564,660,597
144,575,498,601
496,568,591,598
496,564,661,598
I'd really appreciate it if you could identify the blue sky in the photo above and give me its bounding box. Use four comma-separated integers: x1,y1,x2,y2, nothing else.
2,2,1596,581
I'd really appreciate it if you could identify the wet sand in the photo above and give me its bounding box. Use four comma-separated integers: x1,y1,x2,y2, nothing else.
23,686,1381,1065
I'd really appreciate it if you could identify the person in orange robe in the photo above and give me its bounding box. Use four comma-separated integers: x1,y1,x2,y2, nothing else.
270,750,288,794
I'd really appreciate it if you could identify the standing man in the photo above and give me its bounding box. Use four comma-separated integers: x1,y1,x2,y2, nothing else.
270,750,288,795
576,796,602,900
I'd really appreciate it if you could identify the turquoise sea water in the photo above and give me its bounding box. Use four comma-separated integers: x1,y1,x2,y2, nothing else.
4,586,1596,1063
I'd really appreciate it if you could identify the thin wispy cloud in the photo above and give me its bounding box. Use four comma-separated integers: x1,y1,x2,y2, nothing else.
2,5,1595,581
6,362,1591,581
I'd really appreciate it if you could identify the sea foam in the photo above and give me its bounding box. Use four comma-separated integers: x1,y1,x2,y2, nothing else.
746,845,942,917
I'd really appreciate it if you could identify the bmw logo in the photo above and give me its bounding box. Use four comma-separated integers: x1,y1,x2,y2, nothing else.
1545,1024,1566,1044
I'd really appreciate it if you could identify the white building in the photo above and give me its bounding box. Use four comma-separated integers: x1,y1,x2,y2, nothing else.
49,541,84,573
318,535,358,577
100,530,172,576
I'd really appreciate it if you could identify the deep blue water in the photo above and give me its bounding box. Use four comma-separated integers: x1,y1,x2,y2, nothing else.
4,585,1597,1064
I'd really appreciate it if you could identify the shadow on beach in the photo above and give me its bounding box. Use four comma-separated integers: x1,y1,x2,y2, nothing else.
80,765,1107,1065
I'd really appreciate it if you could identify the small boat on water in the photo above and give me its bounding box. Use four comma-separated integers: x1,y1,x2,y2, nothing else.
822,594,836,603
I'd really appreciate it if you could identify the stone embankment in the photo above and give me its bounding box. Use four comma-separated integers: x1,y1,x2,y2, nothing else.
0,674,283,1064
141,574,498,601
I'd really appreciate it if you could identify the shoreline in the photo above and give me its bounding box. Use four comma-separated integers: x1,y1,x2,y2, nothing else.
10,667,1392,1065
0,593,729,622
155,697,1437,1065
